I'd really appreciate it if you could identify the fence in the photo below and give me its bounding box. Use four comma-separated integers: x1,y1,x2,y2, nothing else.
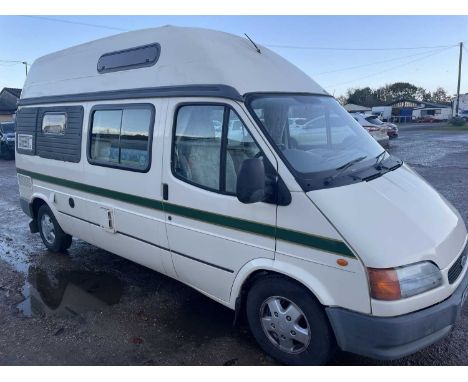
390,116,414,124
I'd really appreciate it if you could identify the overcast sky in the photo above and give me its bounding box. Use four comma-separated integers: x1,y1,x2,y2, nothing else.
1,15,467,97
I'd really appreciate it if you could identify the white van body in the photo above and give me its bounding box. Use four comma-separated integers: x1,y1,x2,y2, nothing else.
371,106,392,121
413,107,452,121
453,93,468,116
15,27,468,365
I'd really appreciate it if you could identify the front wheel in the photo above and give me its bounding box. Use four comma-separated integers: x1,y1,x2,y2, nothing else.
37,204,72,252
246,275,336,365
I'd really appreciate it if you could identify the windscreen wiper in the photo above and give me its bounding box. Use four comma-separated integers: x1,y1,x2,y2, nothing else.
324,156,367,186
374,151,386,169
352,154,403,183
381,161,403,172
375,151,403,172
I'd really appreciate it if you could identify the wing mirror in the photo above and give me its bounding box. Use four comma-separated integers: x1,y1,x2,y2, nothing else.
236,158,267,204
236,157,292,206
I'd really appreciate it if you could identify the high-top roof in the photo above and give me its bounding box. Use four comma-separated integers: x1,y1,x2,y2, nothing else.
22,26,327,100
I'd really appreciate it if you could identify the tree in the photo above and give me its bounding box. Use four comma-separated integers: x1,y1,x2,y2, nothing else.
341,83,451,106
336,95,347,105
415,87,431,102
431,87,451,103
387,82,419,100
345,87,378,107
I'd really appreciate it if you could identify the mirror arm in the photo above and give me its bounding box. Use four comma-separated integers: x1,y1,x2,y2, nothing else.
276,177,292,206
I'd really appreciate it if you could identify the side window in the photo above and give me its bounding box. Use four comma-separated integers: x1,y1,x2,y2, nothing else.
225,110,261,194
172,105,262,194
120,109,152,168
89,105,153,171
42,113,66,135
90,110,121,164
173,105,224,191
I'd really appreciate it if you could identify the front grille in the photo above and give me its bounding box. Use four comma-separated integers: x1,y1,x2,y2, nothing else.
448,246,467,284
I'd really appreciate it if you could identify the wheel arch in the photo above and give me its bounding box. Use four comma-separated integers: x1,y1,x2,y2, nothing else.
31,196,48,218
29,190,60,217
27,192,59,233
230,258,334,319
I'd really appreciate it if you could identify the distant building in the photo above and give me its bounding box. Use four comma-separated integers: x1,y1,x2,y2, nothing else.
0,87,21,122
386,98,451,123
343,103,371,113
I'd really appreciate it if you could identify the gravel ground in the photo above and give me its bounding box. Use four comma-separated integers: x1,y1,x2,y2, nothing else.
0,127,467,365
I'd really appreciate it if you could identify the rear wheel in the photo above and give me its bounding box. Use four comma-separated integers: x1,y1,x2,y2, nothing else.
246,275,336,365
37,204,72,252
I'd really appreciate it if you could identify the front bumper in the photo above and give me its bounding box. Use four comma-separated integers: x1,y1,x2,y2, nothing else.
326,268,468,360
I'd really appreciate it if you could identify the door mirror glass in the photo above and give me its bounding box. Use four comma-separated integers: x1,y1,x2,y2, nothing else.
236,158,267,204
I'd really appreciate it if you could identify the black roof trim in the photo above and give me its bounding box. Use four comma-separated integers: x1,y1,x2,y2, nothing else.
18,84,243,106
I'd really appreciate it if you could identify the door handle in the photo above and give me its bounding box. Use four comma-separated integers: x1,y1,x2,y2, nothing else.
163,183,169,201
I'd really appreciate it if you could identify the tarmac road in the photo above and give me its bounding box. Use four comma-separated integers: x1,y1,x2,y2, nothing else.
0,127,467,365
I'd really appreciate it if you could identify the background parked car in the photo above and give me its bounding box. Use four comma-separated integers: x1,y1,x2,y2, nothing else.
0,122,15,159
290,114,351,147
364,115,398,138
350,113,389,148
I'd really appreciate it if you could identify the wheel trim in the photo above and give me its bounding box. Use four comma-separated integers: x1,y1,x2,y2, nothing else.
40,213,56,244
259,296,311,354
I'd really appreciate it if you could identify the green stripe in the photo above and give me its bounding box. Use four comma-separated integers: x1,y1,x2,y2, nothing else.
18,168,164,211
17,168,356,259
276,227,354,258
164,202,277,238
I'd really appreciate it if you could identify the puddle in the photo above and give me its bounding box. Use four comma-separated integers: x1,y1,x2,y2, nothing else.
1,225,124,318
17,265,123,318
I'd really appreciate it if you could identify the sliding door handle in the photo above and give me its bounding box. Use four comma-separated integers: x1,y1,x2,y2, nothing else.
162,183,169,201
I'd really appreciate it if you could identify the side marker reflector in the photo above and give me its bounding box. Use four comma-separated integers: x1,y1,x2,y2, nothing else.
336,258,348,267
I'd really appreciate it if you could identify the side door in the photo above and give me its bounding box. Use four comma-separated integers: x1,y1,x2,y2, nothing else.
52,101,170,277
161,99,278,303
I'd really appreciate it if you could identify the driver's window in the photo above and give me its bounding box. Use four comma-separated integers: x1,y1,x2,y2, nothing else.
225,110,261,194
172,104,261,195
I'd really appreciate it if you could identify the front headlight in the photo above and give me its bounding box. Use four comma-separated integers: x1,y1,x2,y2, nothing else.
368,261,442,301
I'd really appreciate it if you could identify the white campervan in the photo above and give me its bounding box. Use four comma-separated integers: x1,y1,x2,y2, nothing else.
15,27,468,365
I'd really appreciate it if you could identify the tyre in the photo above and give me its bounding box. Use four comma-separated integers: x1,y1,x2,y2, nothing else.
37,204,72,252
246,275,336,365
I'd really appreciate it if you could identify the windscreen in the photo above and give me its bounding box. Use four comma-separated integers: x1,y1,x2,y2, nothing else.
248,95,382,174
